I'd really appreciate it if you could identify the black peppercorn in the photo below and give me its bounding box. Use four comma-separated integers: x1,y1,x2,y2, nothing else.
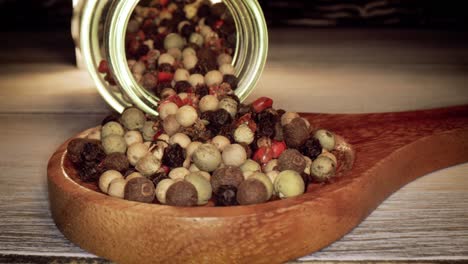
197,4,211,18
181,24,195,39
174,81,193,93
135,44,150,58
222,75,238,90
149,172,169,187
162,143,186,168
299,137,322,161
214,185,238,206
195,84,209,98
78,162,101,182
154,82,172,97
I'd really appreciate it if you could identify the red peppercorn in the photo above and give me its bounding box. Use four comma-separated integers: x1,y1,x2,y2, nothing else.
236,113,257,132
157,72,174,82
214,20,224,29
271,140,287,158
159,94,184,108
182,93,199,107
161,165,170,174
252,97,273,113
98,60,109,74
253,146,273,164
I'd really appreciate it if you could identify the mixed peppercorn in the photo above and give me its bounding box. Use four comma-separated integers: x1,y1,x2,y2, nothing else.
67,94,341,207
66,0,345,207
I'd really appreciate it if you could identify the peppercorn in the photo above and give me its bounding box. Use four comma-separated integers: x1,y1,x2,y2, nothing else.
121,107,146,130
136,154,161,177
174,81,192,93
99,170,124,194
314,129,336,151
124,177,155,203
311,155,336,182
185,173,212,205
102,153,129,173
274,170,305,199
162,143,186,168
211,166,244,193
300,137,322,161
222,144,247,167
283,117,309,149
166,181,198,207
237,178,269,205
67,138,93,164
149,172,168,187
158,63,175,73
222,75,238,90
214,185,238,206
195,84,209,98
277,149,307,173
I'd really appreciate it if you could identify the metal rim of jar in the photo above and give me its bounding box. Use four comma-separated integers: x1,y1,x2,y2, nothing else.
78,0,268,116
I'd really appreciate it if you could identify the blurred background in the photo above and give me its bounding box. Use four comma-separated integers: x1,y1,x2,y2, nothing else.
1,0,468,31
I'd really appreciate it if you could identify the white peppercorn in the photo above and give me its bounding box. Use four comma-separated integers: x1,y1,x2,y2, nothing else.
159,102,179,120
141,121,156,141
169,167,190,180
234,124,254,145
158,53,175,66
219,64,235,75
160,88,176,99
101,121,125,138
132,61,146,75
155,178,175,204
274,170,305,198
99,170,124,194
217,53,232,66
124,130,143,146
164,33,185,50
189,32,204,46
314,129,336,151
163,114,181,136
222,144,247,167
199,95,219,112
87,127,101,141
175,105,198,127
183,54,198,70
311,155,336,182
126,172,144,181
199,25,213,37
240,159,261,173
218,97,238,118
182,47,196,58
211,135,231,152
121,107,145,130
170,133,192,148
263,159,278,173
320,151,337,165
189,163,200,172
102,135,127,154
174,68,190,82
188,74,205,87
127,142,149,166
185,173,212,205
136,154,161,177
107,178,127,199
266,171,280,188
192,143,222,172
186,141,202,158
205,70,223,87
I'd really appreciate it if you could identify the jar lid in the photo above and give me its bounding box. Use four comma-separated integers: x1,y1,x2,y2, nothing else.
76,0,268,116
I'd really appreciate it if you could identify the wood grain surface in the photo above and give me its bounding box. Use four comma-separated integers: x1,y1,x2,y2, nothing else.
1,29,468,263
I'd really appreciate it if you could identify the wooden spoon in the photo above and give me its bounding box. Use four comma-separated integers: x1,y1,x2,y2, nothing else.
47,105,468,264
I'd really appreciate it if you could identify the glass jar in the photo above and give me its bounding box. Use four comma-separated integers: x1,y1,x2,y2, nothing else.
72,0,268,116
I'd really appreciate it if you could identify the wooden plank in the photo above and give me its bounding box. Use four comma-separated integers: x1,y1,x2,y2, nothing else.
0,114,467,261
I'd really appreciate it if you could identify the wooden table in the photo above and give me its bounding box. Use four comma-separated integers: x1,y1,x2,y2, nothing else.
0,29,467,263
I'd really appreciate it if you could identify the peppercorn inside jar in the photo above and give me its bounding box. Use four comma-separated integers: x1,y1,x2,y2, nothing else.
74,0,268,116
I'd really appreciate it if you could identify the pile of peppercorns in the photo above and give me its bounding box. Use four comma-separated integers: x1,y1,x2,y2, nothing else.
67,94,340,207
67,0,342,207
98,0,238,99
